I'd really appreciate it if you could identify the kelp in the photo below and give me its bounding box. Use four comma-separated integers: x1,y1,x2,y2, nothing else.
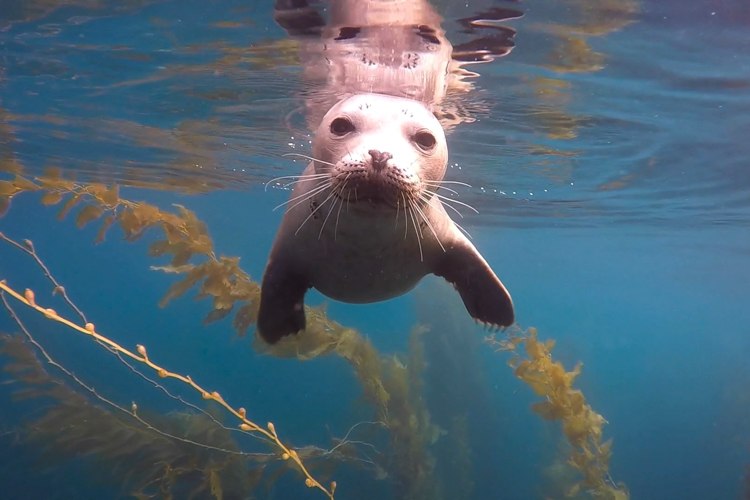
489,328,629,499
0,2,648,494
519,0,640,157
443,415,475,500
538,0,638,74
0,172,439,498
0,334,261,499
0,255,336,498
380,326,442,500
1,170,630,499
259,321,442,499
0,169,262,334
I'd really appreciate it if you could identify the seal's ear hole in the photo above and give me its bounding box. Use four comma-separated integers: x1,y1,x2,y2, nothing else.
330,117,355,136
414,131,437,151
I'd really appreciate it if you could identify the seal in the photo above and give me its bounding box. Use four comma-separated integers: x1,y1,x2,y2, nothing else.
258,93,514,343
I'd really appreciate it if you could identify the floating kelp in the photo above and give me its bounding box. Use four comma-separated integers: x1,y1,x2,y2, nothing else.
515,0,640,164
534,0,638,73
489,327,629,499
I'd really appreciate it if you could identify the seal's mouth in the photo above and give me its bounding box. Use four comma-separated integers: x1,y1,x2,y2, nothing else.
334,176,420,211
334,187,398,210
330,153,425,211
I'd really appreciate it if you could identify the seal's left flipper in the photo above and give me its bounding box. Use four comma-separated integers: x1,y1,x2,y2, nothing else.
257,259,310,344
434,240,514,328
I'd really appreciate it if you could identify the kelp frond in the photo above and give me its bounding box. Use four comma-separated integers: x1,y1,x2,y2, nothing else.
489,327,629,499
0,227,336,499
0,279,336,499
1,333,261,498
260,321,442,499
1,170,261,335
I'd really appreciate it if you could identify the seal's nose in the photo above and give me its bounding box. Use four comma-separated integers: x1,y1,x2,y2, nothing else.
368,150,392,171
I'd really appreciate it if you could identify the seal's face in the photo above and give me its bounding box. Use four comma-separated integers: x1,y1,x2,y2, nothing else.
312,93,447,211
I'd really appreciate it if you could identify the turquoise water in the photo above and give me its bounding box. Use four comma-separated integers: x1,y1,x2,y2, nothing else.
0,1,749,499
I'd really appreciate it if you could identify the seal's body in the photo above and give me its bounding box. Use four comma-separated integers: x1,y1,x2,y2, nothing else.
258,1,515,343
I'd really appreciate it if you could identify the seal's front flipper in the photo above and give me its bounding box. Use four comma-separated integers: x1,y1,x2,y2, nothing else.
434,241,514,328
258,259,310,344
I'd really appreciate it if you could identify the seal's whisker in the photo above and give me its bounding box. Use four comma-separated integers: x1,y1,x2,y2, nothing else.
277,181,332,212
432,192,479,214
413,202,445,253
431,194,465,219
422,180,473,188
265,173,329,191
407,206,424,262
319,191,340,240
276,183,331,212
268,175,330,191
296,189,337,236
279,177,332,191
410,203,424,239
427,185,460,195
282,153,337,167
401,193,409,239
454,220,473,240
422,181,462,196
395,198,401,230
418,191,466,219
276,179,330,207
334,191,345,240
268,173,330,183
334,174,351,240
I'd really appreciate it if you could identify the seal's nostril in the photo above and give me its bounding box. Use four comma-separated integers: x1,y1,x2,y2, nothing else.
368,149,393,170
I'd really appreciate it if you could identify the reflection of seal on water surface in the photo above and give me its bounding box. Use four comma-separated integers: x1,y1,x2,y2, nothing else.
258,0,516,343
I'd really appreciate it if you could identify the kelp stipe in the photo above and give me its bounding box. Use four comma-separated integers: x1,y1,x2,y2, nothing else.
0,334,261,498
0,233,336,499
489,327,629,499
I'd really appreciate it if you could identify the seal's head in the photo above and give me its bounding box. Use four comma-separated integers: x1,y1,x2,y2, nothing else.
312,93,447,211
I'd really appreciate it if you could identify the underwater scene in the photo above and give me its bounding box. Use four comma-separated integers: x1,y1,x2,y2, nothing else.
0,0,749,499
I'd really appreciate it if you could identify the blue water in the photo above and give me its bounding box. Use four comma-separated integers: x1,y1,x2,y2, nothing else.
1,1,749,499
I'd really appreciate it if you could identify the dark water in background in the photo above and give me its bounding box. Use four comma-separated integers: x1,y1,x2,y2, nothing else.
0,0,749,499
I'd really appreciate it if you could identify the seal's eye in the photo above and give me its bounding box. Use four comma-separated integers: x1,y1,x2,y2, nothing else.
330,117,355,136
414,131,437,151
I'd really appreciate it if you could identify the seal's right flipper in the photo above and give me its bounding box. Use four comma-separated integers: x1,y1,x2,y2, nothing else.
434,240,515,328
258,259,310,344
